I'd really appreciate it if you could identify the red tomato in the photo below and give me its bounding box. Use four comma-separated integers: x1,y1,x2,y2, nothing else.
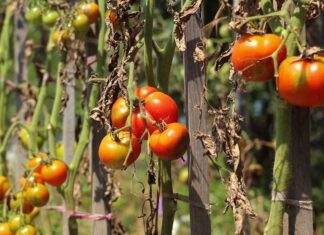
41,160,68,187
0,176,9,201
277,56,324,107
26,153,48,174
149,123,189,160
20,172,45,191
78,2,100,24
0,223,13,235
10,192,34,214
232,34,287,82
26,183,49,207
144,92,178,124
135,86,158,99
98,131,141,169
111,97,130,128
129,109,157,139
16,225,36,235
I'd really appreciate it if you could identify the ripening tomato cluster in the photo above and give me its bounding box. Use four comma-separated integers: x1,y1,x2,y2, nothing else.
232,33,324,107
98,86,190,169
0,154,68,234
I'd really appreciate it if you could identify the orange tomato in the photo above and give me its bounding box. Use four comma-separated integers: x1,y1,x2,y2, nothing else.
78,2,100,24
98,131,141,169
41,160,68,187
0,223,13,235
26,183,49,207
232,33,287,82
149,123,189,160
277,56,324,107
0,176,10,201
26,153,48,174
111,97,130,128
16,225,37,235
20,172,44,190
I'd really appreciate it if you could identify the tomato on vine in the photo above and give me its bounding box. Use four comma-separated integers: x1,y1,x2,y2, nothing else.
26,153,48,174
20,172,45,190
135,86,158,99
73,13,90,36
0,176,10,201
0,223,13,235
52,30,71,44
8,215,30,233
42,10,59,28
10,192,34,214
25,6,42,25
16,225,37,235
232,33,287,82
26,183,49,207
277,56,324,107
149,123,190,160
144,91,178,125
111,97,130,129
98,131,141,169
78,2,100,24
128,109,157,139
41,160,68,187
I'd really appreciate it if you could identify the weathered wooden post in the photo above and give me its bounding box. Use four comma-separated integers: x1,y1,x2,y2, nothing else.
184,3,211,235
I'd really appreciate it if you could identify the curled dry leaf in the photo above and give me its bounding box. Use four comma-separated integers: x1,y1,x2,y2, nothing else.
193,45,206,63
169,0,203,51
303,0,324,19
194,132,218,157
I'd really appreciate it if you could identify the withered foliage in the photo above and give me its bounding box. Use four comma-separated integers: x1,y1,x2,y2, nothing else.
167,0,203,51
303,0,324,19
90,0,144,131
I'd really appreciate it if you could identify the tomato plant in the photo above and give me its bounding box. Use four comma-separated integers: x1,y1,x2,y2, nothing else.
42,10,59,28
0,223,13,235
16,225,37,235
232,33,287,82
277,56,324,107
41,160,68,187
98,131,141,169
0,176,10,201
111,97,130,128
10,192,34,214
26,183,49,207
25,6,42,25
78,2,100,24
149,123,190,160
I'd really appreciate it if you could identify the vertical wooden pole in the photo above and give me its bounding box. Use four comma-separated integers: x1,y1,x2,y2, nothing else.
14,6,28,182
184,5,211,235
90,0,111,234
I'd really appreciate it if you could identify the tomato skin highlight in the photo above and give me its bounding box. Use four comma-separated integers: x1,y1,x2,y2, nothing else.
41,160,68,187
111,97,130,128
277,56,324,107
144,92,178,125
135,86,158,99
26,183,49,207
149,123,190,160
98,131,141,169
232,34,287,82
0,176,9,202
16,225,37,235
78,3,100,24
0,223,13,235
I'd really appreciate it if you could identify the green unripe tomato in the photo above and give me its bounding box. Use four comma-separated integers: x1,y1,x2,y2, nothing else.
8,215,31,232
72,13,90,37
42,10,59,28
219,23,232,38
25,7,42,25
